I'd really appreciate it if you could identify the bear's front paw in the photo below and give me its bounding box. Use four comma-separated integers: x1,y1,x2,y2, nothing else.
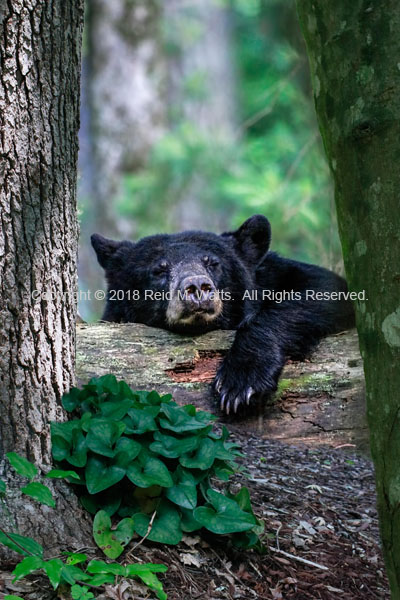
213,358,278,415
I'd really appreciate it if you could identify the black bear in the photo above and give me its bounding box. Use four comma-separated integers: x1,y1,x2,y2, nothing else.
91,215,354,414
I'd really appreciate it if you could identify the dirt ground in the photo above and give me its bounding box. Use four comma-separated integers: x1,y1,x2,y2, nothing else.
0,433,389,600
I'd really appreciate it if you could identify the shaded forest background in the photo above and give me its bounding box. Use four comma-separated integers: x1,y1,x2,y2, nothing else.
77,0,341,321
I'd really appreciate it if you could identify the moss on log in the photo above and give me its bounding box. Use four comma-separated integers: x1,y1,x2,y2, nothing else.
76,324,367,451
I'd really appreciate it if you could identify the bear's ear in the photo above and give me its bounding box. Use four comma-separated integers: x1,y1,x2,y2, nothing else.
91,234,124,269
222,215,271,265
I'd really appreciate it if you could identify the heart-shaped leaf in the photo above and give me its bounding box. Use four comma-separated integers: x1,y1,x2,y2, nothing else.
93,510,134,559
180,438,216,470
166,468,197,509
194,489,257,534
159,404,211,433
67,429,88,468
86,419,125,457
124,406,159,435
134,500,182,545
127,453,173,488
150,431,199,458
114,437,141,468
100,399,134,421
85,457,125,494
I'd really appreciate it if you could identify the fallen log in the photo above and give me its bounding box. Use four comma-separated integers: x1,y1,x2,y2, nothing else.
76,324,368,451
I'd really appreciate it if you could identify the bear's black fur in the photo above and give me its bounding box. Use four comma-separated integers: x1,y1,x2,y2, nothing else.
91,215,354,414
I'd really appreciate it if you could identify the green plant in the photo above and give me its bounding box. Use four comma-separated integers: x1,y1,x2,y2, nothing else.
0,453,167,600
51,375,264,550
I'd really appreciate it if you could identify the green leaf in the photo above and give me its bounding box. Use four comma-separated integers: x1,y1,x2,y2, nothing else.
62,387,82,412
124,406,159,434
0,479,6,494
84,573,115,586
67,429,88,467
6,452,37,479
180,438,216,470
12,556,44,581
150,431,199,458
97,374,119,395
214,439,241,461
113,437,142,468
43,558,64,589
134,500,182,545
166,468,197,509
87,559,125,576
142,390,166,406
126,563,168,575
159,403,212,433
194,489,257,534
21,482,56,508
0,531,43,557
93,510,135,559
127,453,173,489
86,419,126,457
232,530,265,551
85,456,125,494
179,507,202,533
71,585,95,600
125,564,167,600
100,399,134,421
227,487,264,535
63,552,88,565
60,564,91,585
5,595,25,600
45,469,80,481
81,492,121,516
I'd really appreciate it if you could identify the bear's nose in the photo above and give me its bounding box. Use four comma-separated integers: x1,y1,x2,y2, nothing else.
180,275,215,309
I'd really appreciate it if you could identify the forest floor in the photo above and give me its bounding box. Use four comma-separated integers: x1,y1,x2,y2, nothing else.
0,433,389,600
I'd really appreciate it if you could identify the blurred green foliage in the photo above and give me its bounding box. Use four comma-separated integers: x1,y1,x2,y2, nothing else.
117,0,342,270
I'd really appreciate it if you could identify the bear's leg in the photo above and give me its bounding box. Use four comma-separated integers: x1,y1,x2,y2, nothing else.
214,305,326,414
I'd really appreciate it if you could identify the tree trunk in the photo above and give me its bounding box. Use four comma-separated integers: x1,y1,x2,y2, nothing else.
78,0,165,320
164,0,237,231
76,324,368,452
0,0,91,556
296,2,400,596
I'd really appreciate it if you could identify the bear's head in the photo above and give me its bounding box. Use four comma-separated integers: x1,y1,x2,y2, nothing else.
91,215,271,334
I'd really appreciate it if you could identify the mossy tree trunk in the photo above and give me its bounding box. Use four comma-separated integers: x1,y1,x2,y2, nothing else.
0,0,91,556
296,2,400,595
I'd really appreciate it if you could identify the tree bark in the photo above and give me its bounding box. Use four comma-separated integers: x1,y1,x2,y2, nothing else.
296,2,400,595
77,324,368,451
0,0,91,556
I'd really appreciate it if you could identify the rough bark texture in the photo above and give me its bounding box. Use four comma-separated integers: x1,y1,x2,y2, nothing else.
77,324,368,451
296,2,400,596
0,0,91,555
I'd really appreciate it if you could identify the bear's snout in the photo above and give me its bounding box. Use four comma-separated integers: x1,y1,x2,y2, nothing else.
180,275,216,311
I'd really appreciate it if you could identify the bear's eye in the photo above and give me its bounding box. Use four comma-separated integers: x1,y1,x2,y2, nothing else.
203,255,220,268
152,260,169,275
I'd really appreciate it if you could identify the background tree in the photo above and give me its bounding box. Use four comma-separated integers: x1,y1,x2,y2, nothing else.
0,0,90,553
78,0,165,319
296,1,400,596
